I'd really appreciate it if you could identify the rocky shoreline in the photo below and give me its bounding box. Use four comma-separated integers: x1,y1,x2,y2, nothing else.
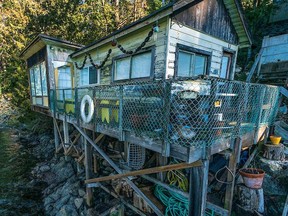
0,96,93,216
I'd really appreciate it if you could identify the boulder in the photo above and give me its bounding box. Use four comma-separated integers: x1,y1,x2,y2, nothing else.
74,198,84,209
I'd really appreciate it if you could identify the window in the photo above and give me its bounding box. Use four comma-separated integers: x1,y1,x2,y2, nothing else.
29,61,49,107
58,66,72,100
176,45,209,78
114,52,152,81
80,66,98,86
220,53,233,79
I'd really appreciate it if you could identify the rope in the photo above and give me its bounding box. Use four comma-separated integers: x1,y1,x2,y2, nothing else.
116,28,154,55
214,165,234,184
154,185,216,216
75,49,112,70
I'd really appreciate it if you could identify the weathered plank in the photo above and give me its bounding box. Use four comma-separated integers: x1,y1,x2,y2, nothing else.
85,160,202,184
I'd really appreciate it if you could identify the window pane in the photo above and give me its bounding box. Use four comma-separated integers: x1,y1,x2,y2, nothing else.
29,68,35,96
80,67,89,86
131,52,151,78
89,66,97,84
41,62,48,96
220,56,230,79
178,51,191,77
34,65,42,96
115,57,130,80
194,55,206,76
58,66,72,99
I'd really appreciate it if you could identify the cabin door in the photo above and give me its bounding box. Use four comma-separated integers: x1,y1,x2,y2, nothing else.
220,52,233,79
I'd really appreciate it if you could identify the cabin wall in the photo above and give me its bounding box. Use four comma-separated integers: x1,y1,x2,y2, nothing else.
73,18,168,86
166,22,238,79
173,0,238,45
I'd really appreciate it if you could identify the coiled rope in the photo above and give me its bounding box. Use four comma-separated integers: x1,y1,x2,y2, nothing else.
154,185,216,216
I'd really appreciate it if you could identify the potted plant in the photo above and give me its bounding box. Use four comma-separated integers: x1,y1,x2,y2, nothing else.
239,168,265,189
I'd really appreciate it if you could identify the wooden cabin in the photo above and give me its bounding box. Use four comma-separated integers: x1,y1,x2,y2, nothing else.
20,1,281,216
19,34,83,114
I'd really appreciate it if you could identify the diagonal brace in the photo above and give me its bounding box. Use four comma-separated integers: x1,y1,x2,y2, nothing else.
73,124,163,216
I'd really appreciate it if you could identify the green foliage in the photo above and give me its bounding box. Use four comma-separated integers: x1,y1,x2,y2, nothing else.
0,0,162,117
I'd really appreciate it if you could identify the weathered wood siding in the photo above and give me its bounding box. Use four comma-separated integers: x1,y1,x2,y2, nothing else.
261,34,288,64
259,34,288,83
166,23,238,78
173,0,238,45
73,18,168,86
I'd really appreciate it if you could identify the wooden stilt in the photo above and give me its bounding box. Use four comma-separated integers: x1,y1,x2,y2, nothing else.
84,129,93,206
224,137,242,215
53,118,60,152
63,120,70,153
156,153,168,181
188,159,209,216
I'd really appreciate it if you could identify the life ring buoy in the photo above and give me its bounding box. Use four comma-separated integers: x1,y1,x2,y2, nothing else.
80,95,94,123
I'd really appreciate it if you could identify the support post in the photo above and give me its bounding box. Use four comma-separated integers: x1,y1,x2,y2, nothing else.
73,124,163,216
188,159,209,216
156,153,168,181
84,129,93,206
53,118,60,152
63,120,69,145
224,137,242,215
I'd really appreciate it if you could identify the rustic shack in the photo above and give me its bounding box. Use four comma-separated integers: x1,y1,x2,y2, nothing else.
20,0,281,216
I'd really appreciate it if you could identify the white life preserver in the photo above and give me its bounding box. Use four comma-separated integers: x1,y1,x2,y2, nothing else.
80,95,94,123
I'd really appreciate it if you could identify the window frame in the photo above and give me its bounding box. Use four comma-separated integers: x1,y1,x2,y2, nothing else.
79,65,100,87
29,60,49,107
220,48,236,80
112,47,155,82
175,44,211,80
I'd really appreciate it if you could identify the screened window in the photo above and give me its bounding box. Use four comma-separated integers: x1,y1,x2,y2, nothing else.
114,52,152,81
80,66,98,86
176,44,211,79
177,50,207,78
29,61,48,107
58,66,72,100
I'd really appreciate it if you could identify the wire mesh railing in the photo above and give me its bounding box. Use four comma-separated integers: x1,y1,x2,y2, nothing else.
50,78,280,149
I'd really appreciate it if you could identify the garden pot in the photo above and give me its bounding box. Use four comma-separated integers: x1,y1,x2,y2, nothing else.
269,135,281,145
239,168,265,189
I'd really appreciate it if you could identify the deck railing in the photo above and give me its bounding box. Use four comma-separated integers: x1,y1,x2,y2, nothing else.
50,79,280,149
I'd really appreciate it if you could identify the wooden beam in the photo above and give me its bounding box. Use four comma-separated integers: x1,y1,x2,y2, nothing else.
84,129,93,206
85,160,202,184
188,159,209,216
53,118,60,152
224,138,242,215
73,124,164,216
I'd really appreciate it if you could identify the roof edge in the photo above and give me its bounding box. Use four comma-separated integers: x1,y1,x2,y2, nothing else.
19,34,83,59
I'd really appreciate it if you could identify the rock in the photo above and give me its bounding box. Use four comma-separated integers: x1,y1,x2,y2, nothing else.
56,205,79,216
87,208,98,216
78,189,86,197
74,198,84,209
55,195,70,210
39,165,50,172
